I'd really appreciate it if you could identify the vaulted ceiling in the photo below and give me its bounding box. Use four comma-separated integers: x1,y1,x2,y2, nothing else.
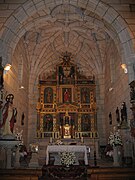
16,2,120,81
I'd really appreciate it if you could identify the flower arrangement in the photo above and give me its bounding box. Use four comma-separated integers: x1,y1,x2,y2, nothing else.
60,151,76,167
29,143,39,153
108,127,122,147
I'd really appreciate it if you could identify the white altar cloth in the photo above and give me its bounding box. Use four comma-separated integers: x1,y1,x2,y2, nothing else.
46,145,88,165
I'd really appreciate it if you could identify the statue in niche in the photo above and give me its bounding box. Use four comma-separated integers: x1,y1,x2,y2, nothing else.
58,52,75,84
63,88,71,103
81,88,90,103
69,66,75,79
109,112,112,125
119,102,129,129
63,111,71,125
81,114,91,131
60,65,75,84
44,87,53,103
120,102,127,124
59,66,64,84
130,85,135,101
63,111,71,138
21,112,25,126
43,114,53,132
116,107,120,124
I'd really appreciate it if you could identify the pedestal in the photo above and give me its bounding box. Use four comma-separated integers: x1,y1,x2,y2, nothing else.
63,124,71,138
14,147,20,168
121,128,133,165
7,148,12,168
120,120,129,129
113,146,120,167
29,152,39,168
0,138,20,169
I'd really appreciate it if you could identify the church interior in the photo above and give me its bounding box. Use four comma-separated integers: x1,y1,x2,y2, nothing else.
0,0,135,179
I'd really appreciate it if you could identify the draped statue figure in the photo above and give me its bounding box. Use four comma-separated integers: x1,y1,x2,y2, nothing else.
0,94,17,136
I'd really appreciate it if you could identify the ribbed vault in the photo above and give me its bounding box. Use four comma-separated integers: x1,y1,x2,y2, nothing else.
0,0,134,93
17,5,119,89
0,0,135,146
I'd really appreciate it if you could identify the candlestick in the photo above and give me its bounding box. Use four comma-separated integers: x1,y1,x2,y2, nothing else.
81,137,83,143
50,137,52,143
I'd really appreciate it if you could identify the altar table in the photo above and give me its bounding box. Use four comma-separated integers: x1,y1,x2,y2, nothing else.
46,145,88,165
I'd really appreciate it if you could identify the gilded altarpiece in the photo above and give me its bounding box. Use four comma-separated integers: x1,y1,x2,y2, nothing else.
36,52,97,139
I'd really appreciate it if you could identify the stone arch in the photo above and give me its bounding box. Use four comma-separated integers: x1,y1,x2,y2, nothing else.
0,0,134,145
0,0,135,84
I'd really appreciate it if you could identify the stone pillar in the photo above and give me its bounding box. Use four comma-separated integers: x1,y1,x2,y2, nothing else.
121,129,133,166
0,138,21,169
6,147,12,169
14,147,20,168
113,146,120,166
29,152,39,168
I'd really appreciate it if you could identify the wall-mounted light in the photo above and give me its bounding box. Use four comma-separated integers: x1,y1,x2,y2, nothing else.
19,85,24,89
109,87,113,92
4,64,11,71
121,64,128,73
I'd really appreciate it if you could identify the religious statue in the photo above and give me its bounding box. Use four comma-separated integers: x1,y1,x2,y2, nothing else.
59,66,64,84
81,88,90,103
81,114,91,131
0,94,17,136
120,102,127,122
64,111,71,125
63,89,71,103
63,111,71,138
116,107,120,123
120,102,129,128
130,85,135,101
46,89,52,103
109,112,112,125
44,88,53,103
21,112,25,126
43,114,53,132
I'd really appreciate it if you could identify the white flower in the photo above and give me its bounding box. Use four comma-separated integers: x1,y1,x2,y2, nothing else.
108,128,122,147
60,152,76,167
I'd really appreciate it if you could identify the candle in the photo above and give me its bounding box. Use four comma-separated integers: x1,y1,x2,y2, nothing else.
81,137,83,143
50,137,52,143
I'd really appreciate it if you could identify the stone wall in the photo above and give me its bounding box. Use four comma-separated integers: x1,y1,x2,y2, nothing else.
0,0,135,147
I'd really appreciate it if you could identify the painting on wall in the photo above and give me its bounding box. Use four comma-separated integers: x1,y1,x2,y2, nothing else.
81,88,90,103
81,114,91,131
43,114,53,132
62,88,72,103
44,87,53,103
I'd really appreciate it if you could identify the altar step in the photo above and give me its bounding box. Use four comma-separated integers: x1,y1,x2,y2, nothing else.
0,167,135,180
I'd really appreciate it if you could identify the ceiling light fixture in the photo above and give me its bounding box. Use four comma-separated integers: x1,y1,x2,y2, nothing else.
19,85,24,89
109,87,113,92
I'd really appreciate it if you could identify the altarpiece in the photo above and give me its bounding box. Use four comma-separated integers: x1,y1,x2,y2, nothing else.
36,52,98,140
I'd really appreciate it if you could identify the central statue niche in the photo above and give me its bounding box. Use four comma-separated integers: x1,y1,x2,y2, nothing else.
59,111,75,139
63,88,71,103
